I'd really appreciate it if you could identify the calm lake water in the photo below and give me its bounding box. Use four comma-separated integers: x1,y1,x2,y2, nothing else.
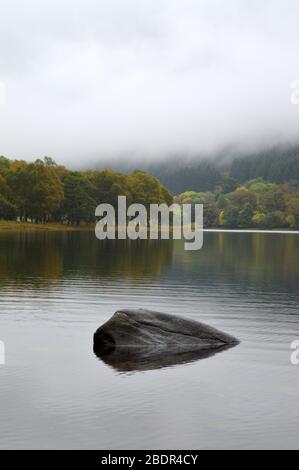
0,231,299,449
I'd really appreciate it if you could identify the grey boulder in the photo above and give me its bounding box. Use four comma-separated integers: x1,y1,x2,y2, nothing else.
93,309,239,372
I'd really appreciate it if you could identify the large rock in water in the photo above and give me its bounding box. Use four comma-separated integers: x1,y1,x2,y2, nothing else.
93,309,239,372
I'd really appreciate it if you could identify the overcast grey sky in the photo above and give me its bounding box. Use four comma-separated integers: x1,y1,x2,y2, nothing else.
0,0,299,166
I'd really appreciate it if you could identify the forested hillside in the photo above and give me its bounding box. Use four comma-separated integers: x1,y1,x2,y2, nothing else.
169,146,299,230
230,147,299,184
146,146,299,194
146,160,222,194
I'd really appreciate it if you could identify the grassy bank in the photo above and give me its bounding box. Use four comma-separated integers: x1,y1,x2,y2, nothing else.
0,221,94,232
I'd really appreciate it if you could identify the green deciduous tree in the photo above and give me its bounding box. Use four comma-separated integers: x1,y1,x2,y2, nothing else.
60,173,96,225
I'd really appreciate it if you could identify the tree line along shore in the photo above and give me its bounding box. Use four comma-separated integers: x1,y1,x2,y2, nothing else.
0,155,298,231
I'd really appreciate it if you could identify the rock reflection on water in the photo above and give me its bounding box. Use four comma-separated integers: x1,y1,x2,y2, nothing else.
94,343,237,373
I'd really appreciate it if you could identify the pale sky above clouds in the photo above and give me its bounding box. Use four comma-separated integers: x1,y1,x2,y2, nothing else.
1,0,299,166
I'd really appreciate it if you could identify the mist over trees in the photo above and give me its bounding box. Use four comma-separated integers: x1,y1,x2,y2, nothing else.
144,146,299,194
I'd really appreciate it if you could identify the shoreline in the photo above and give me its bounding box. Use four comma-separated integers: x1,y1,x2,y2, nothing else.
204,228,299,235
0,221,94,232
0,221,299,235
